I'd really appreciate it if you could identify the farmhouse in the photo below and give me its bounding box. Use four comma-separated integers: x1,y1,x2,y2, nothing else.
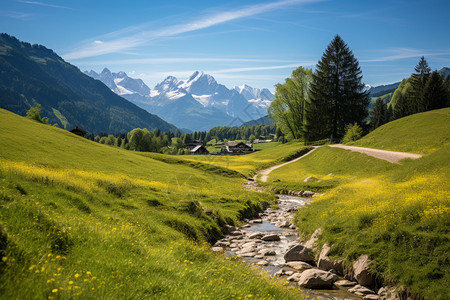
190,145,209,155
222,141,254,154
69,126,88,137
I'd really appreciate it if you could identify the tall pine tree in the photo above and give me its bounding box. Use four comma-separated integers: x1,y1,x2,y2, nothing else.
423,70,449,110
409,56,431,113
306,35,369,141
370,97,387,130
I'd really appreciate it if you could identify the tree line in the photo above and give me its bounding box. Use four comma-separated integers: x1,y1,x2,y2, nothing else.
89,123,280,154
370,57,450,130
268,35,449,143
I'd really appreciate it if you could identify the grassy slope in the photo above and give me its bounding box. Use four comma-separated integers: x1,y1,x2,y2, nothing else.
0,109,302,299
181,142,308,177
267,109,450,298
351,107,450,154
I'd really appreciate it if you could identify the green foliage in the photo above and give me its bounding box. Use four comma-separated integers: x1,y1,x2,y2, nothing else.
26,104,48,124
370,97,388,130
341,123,363,143
393,57,449,120
306,35,369,141
268,67,312,140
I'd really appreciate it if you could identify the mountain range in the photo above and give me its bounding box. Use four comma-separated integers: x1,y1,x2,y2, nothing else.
0,34,177,134
86,69,275,131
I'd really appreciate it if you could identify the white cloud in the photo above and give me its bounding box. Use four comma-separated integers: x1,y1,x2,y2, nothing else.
361,48,450,63
16,0,72,10
63,0,321,60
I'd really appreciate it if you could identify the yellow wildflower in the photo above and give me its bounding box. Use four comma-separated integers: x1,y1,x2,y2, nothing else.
51,289,58,293
2,257,7,262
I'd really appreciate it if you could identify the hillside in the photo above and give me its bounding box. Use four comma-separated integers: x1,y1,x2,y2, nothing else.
264,110,450,299
351,108,450,154
0,34,177,134
0,109,302,299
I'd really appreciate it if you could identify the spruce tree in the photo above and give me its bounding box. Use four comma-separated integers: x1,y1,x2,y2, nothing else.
370,97,387,130
423,71,448,110
409,56,431,113
306,35,369,141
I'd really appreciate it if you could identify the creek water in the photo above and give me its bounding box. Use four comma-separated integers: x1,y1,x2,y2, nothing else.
216,194,361,300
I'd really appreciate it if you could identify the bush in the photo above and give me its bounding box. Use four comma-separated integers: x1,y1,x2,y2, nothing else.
341,123,363,143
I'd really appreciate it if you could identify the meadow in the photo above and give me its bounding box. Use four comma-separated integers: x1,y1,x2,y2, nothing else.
0,109,304,299
266,108,450,298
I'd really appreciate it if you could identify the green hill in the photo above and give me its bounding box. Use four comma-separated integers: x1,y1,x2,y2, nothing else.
351,108,450,154
264,109,450,299
0,34,178,134
0,109,302,299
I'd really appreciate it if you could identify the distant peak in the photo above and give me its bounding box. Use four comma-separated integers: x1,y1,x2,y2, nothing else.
117,71,127,78
101,67,111,74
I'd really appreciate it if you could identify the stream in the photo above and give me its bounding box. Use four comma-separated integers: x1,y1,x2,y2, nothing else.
213,194,361,300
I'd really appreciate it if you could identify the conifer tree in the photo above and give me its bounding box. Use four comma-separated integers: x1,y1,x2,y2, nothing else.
370,97,387,130
409,56,431,113
306,35,369,141
423,71,449,110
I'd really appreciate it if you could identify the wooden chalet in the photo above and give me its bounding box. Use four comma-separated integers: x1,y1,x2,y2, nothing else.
222,141,254,154
69,126,88,137
190,145,209,155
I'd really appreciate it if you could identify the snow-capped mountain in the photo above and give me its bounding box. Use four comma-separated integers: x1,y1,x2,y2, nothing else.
85,69,274,131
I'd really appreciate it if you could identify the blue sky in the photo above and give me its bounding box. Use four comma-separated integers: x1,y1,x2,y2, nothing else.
1,0,449,90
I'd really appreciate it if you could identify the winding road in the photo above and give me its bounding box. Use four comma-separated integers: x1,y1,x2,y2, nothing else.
256,144,423,182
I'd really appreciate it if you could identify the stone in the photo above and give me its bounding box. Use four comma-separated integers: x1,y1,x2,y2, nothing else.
353,255,374,286
284,271,294,276
284,244,315,263
286,261,313,271
317,243,344,275
304,176,319,182
211,247,223,252
213,241,230,247
250,219,263,224
274,269,285,277
363,295,379,300
230,231,243,236
348,285,375,295
260,249,276,256
261,234,281,241
256,260,268,266
224,224,237,233
303,228,322,249
334,280,357,287
248,232,264,239
287,273,303,282
302,191,315,197
242,224,251,228
297,269,339,288
237,252,258,257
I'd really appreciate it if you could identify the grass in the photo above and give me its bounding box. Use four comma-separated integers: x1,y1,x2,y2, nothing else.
266,109,450,298
266,146,395,192
180,142,308,177
0,109,304,299
350,107,450,154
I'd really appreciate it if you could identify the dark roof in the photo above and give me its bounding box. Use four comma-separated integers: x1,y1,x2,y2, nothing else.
70,126,88,135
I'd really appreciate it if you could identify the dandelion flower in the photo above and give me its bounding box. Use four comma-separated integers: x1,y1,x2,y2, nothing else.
74,273,80,278
2,257,7,262
51,289,58,293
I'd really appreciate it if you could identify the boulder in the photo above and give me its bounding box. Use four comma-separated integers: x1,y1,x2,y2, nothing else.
284,244,315,263
353,255,374,286
303,228,322,249
348,285,375,295
260,249,276,256
286,261,313,271
302,191,315,197
274,269,286,277
363,295,379,300
317,243,344,275
211,247,223,252
261,234,280,241
255,260,268,266
250,219,263,224
297,269,339,288
287,273,303,282
334,280,357,287
248,232,264,239
230,231,243,236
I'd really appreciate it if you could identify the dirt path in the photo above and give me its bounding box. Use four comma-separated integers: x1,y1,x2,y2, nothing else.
256,147,319,182
329,144,422,163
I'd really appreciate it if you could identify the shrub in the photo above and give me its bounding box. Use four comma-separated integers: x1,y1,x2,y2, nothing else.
341,123,363,143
